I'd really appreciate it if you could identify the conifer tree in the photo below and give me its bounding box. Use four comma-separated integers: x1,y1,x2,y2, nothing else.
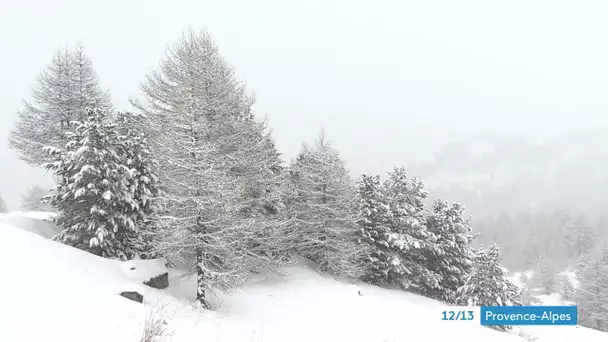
559,275,575,302
44,105,140,260
357,173,395,284
537,255,556,295
114,111,162,258
70,43,113,117
289,132,366,280
0,194,7,213
563,215,596,259
9,44,112,166
577,247,608,331
519,272,528,285
576,253,590,278
382,167,440,292
425,199,475,303
20,185,51,211
457,244,522,331
133,29,291,308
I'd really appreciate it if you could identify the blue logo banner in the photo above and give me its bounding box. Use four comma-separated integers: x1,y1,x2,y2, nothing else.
480,306,577,326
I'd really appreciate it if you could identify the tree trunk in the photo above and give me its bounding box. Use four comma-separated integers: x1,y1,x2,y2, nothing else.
196,248,211,309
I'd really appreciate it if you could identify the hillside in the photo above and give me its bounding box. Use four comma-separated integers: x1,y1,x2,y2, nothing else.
508,270,607,342
0,212,605,341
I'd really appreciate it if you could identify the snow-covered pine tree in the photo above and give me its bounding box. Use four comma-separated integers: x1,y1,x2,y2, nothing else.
9,44,112,166
536,255,556,295
0,194,7,213
576,253,590,278
559,275,575,302
382,167,440,293
563,215,596,259
577,247,608,331
457,244,522,331
425,199,475,303
133,29,291,308
114,111,161,258
288,132,366,280
356,173,396,285
521,284,531,305
44,105,140,260
20,185,51,211
519,272,528,285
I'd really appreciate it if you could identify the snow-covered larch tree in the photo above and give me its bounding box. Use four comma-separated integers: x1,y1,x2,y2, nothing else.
133,29,291,308
20,185,51,212
382,167,440,293
357,173,396,285
424,199,475,303
70,42,114,118
457,244,522,331
44,105,140,260
288,132,366,280
9,44,112,167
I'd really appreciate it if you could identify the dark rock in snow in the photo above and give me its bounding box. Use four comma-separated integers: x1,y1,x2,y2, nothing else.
120,291,143,303
144,272,169,289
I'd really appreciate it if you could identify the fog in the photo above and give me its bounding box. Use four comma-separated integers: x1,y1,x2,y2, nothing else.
3,0,608,211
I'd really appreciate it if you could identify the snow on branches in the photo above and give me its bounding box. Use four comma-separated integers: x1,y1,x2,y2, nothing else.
44,105,156,260
10,43,112,166
134,28,292,308
288,132,367,280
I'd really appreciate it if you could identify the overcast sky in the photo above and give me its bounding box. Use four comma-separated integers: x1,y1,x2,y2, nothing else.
2,0,608,209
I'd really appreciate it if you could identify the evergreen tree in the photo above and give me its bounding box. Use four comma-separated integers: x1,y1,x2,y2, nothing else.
519,272,528,285
577,247,608,331
356,173,395,285
133,29,290,308
537,255,556,295
576,253,590,278
382,167,440,293
559,275,575,302
0,194,7,213
20,185,51,211
114,111,161,258
563,214,596,259
521,284,531,305
425,199,475,303
457,244,522,331
289,132,366,280
9,44,112,166
44,105,140,260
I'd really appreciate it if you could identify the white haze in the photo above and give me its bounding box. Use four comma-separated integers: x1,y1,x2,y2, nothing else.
2,0,608,209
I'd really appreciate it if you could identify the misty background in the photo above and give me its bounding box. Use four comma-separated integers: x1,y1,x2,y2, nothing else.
3,0,608,250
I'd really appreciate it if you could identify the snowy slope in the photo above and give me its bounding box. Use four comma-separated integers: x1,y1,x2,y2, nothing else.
0,216,605,342
508,270,607,341
0,210,59,238
0,223,145,342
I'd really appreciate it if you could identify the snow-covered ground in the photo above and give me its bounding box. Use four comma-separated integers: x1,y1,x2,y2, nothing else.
508,269,606,341
0,210,59,238
0,213,606,342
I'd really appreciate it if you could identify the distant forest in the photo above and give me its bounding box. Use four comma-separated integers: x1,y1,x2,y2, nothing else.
410,131,608,271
